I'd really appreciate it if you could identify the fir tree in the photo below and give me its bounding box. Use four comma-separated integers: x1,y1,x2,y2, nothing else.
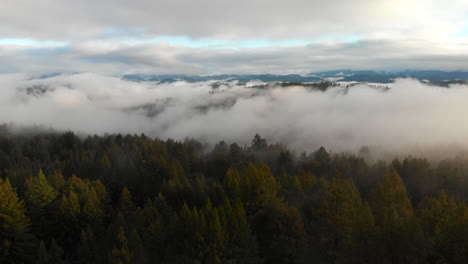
112,226,132,264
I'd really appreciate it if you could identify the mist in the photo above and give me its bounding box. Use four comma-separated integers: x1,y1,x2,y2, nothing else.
1,72,468,158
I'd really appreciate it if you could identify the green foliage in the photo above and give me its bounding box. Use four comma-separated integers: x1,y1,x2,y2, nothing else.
222,200,260,264
0,129,468,263
82,188,104,223
47,169,66,190
317,177,374,262
37,240,49,264
112,226,132,264
0,178,30,236
252,200,305,264
119,187,136,216
420,191,468,263
369,169,425,263
59,190,81,220
225,163,279,214
25,170,58,209
0,178,35,263
48,238,64,264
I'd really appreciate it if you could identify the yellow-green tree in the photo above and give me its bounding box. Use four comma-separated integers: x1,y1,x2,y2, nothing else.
0,178,33,263
112,226,132,264
369,169,424,263
317,177,374,263
0,178,30,236
225,163,279,214
252,200,305,264
420,191,468,263
25,170,58,211
82,187,104,223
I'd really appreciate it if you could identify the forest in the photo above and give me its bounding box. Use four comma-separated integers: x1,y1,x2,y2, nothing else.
0,125,467,263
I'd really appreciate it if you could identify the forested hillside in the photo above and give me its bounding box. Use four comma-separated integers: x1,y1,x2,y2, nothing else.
0,127,467,263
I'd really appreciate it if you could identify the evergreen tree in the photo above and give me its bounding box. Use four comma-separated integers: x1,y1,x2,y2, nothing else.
25,170,59,240
119,187,136,217
47,169,66,191
251,134,267,150
317,177,374,263
420,191,468,263
369,169,425,263
128,228,148,264
37,240,49,264
252,200,305,264
112,226,132,264
77,226,101,263
223,200,260,264
82,187,104,223
313,146,331,177
59,190,81,221
25,170,58,209
48,238,64,264
0,178,34,263
0,178,30,236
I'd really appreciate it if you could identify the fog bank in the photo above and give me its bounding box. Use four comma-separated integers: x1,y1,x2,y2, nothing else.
1,73,468,157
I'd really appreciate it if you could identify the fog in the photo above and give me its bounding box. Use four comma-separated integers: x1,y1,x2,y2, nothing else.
1,72,468,158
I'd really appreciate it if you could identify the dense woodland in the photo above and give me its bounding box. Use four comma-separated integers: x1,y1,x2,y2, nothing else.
0,125,468,263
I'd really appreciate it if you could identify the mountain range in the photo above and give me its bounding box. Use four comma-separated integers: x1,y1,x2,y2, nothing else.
121,70,468,84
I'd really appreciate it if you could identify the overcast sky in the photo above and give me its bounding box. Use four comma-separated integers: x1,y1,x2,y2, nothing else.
1,0,468,74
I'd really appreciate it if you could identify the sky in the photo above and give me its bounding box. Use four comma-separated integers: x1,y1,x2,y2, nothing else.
1,0,468,75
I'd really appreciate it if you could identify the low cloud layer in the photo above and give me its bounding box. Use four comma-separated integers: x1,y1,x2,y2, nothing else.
2,73,468,156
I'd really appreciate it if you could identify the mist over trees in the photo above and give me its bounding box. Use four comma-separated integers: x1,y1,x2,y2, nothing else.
4,73,468,155
0,127,467,263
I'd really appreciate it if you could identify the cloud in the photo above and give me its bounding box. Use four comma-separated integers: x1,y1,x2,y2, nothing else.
0,0,467,41
3,38,468,75
1,0,468,74
2,73,468,159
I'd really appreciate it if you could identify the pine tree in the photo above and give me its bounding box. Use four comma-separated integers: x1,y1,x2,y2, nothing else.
119,187,136,217
369,169,425,263
432,202,468,263
78,226,100,263
251,134,267,150
128,228,148,264
59,190,81,220
252,200,305,264
420,191,468,263
370,169,414,223
37,240,49,264
47,169,66,190
419,190,458,237
26,170,58,209
317,177,374,263
82,187,104,223
25,170,59,238
223,199,260,264
136,198,167,263
202,201,226,263
48,238,64,264
313,146,331,176
225,163,279,214
0,178,34,263
0,178,30,236
112,226,132,264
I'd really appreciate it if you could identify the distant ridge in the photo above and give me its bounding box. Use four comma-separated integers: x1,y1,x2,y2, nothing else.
121,70,468,84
